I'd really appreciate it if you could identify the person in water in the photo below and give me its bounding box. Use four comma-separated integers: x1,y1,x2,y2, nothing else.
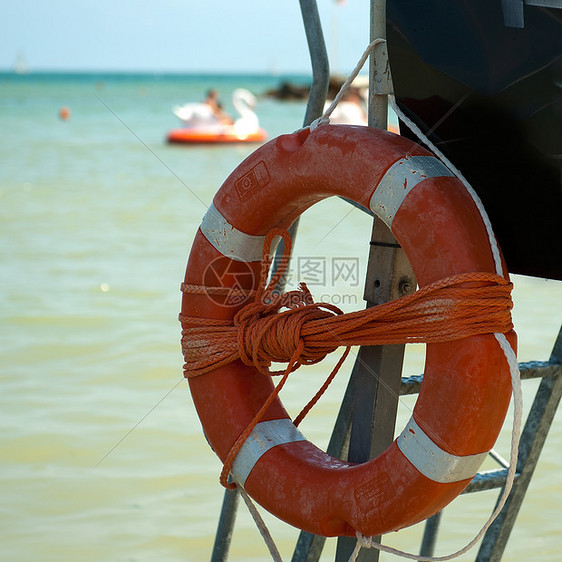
204,90,233,125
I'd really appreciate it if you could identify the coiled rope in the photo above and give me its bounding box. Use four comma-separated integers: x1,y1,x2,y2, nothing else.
182,233,513,381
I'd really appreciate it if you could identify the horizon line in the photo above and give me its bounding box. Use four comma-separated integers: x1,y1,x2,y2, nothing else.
0,67,319,77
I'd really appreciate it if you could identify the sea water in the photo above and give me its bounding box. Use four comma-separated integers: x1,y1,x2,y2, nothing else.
1,72,560,561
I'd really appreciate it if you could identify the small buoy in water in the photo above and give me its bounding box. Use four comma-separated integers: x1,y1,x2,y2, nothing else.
59,106,71,120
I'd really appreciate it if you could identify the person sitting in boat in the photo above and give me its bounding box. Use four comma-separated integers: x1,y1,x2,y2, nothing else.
326,87,368,126
204,90,234,125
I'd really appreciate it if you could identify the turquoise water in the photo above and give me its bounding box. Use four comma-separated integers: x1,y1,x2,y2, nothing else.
1,72,561,561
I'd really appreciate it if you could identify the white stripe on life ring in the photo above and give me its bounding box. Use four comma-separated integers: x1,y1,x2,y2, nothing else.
200,203,268,262
397,417,488,483
231,419,307,487
370,155,455,228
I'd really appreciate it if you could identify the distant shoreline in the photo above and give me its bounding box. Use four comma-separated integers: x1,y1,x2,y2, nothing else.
0,69,315,81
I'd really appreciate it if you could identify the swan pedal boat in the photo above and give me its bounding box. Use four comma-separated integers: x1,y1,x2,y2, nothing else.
167,88,267,145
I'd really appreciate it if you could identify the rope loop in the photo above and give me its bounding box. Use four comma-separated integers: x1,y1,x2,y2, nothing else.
294,38,385,135
314,38,386,130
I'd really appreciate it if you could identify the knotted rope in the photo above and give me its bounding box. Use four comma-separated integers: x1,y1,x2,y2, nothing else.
180,228,514,491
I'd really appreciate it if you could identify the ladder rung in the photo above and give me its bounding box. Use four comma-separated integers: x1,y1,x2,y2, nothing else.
399,360,561,396
463,468,520,494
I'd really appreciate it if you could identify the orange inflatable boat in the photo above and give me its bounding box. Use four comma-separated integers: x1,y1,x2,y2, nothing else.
167,126,267,145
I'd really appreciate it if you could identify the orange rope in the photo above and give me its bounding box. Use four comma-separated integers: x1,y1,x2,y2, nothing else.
179,228,514,488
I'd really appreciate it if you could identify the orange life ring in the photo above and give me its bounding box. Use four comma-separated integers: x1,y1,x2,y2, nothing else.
180,124,515,537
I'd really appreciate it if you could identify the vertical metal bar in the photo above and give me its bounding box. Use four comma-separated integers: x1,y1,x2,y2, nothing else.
476,325,562,561
299,0,330,127
210,487,240,562
419,512,443,557
368,0,390,128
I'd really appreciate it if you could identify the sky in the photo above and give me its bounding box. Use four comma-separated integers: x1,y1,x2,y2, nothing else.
1,0,371,75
